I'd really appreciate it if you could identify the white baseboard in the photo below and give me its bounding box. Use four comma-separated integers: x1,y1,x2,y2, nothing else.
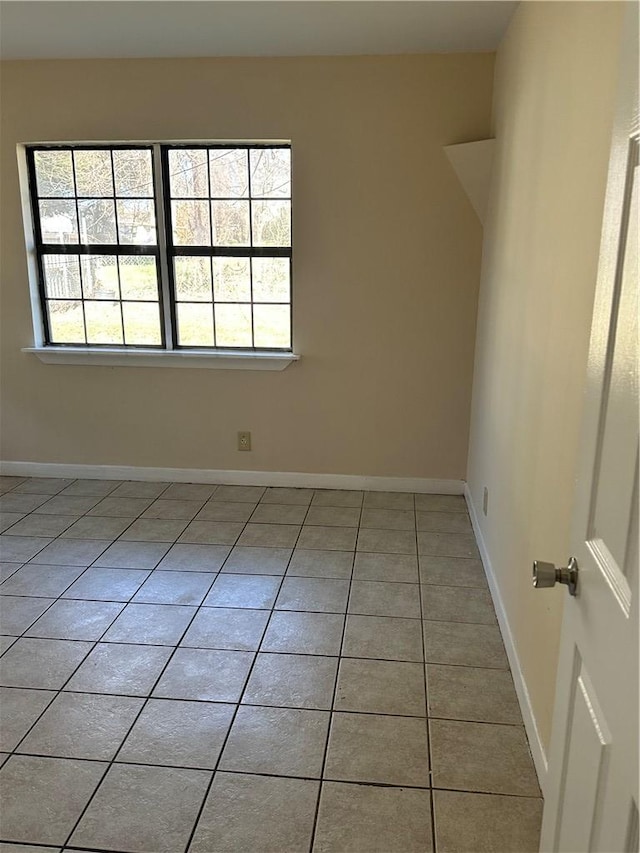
0,460,464,495
464,483,549,794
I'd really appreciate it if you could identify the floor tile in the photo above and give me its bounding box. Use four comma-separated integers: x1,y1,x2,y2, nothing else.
417,511,472,534
312,489,363,508
305,506,361,528
325,712,429,787
433,790,542,853
418,532,480,559
17,692,144,760
142,498,205,520
297,525,357,551
34,495,101,516
4,514,78,538
58,479,121,497
0,513,25,533
0,494,50,513
348,581,421,618
29,538,110,567
178,520,244,545
109,481,169,499
0,475,27,491
423,620,509,669
261,486,314,505
415,494,466,513
276,577,350,613
65,642,172,696
70,763,210,853
212,484,265,503
335,658,425,716
119,518,188,542
0,636,17,654
363,491,414,511
220,705,329,778
353,552,418,583
221,545,291,575
181,607,269,651
422,584,496,624
0,562,23,582
357,528,416,555
60,515,136,540
190,772,319,853
25,599,124,640
0,755,105,846
195,500,256,522
0,536,52,563
132,570,214,605
0,686,56,750
0,596,56,634
0,564,85,597
430,719,540,796
360,508,415,531
419,555,487,588
262,611,345,656
94,540,170,569
153,648,254,701
203,574,281,609
0,843,59,853
250,503,308,525
162,483,217,501
62,567,151,602
0,638,92,689
118,698,235,769
426,664,522,725
342,615,423,662
243,652,338,709
87,496,154,517
237,522,301,548
314,781,433,853
13,477,75,495
156,543,230,572
102,603,196,645
288,549,353,579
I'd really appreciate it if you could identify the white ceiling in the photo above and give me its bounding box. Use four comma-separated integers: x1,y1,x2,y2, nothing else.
0,1,518,60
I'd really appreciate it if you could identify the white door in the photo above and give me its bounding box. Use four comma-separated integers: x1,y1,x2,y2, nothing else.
539,7,639,853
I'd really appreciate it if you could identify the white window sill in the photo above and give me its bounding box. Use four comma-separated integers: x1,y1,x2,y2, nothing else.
22,347,300,371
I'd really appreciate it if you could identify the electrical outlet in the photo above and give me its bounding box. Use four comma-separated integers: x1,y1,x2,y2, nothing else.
237,431,252,451
483,487,489,516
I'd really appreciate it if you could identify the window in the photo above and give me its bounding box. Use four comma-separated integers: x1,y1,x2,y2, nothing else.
25,143,293,353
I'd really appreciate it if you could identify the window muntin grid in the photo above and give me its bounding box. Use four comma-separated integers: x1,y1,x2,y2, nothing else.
26,142,293,352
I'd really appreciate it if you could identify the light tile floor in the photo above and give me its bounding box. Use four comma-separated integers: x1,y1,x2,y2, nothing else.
0,476,543,852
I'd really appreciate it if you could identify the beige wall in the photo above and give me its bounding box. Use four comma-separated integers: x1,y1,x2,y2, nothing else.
467,1,624,756
0,54,493,477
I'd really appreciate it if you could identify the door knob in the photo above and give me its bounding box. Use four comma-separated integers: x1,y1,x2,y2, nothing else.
532,556,578,596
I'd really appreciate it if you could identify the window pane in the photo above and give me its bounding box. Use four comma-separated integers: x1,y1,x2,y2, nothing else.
39,200,78,243
211,200,250,246
74,150,114,197
119,256,158,301
177,303,214,346
212,257,251,302
122,302,161,345
174,257,212,302
168,149,208,198
209,149,248,198
252,257,290,302
253,304,291,348
78,199,117,244
48,300,85,343
80,255,119,300
34,150,74,197
250,149,291,198
113,150,153,197
214,304,252,347
251,200,291,247
116,199,156,244
84,300,123,344
171,200,210,246
43,256,81,299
